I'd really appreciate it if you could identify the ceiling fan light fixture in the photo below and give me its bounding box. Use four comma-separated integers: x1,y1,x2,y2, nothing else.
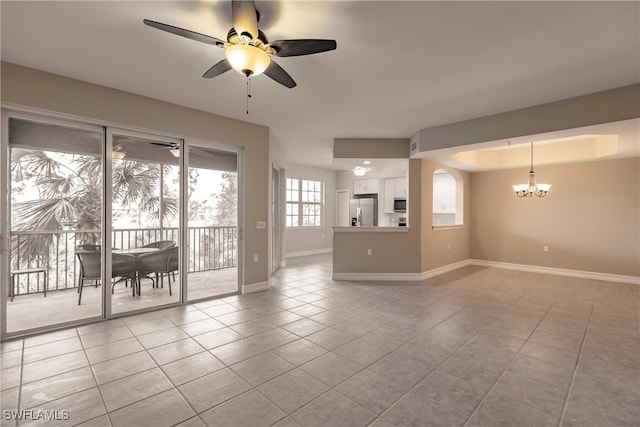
353,166,369,176
225,44,270,77
169,147,180,158
112,144,126,160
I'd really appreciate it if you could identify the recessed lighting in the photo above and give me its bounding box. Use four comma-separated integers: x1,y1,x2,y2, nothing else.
363,160,371,165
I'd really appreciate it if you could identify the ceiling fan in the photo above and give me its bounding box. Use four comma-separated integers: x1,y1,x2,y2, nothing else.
150,141,181,157
143,0,337,89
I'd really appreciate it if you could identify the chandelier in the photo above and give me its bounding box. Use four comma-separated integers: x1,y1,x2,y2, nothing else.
513,142,551,198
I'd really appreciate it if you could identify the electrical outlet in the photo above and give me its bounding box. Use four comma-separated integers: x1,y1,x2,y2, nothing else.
543,246,549,252
253,254,259,262
367,249,372,256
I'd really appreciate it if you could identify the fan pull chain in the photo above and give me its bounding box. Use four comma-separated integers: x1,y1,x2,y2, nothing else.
246,76,252,114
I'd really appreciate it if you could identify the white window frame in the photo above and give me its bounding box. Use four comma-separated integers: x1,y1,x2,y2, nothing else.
286,178,323,228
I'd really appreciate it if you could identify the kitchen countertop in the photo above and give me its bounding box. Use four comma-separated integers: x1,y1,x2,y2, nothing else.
332,226,410,232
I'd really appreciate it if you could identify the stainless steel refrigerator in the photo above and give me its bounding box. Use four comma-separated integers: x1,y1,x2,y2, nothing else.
349,198,378,226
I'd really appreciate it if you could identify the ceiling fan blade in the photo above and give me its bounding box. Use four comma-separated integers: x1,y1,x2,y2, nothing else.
270,39,337,57
264,60,296,88
143,19,225,47
232,0,259,42
150,142,176,147
202,60,232,78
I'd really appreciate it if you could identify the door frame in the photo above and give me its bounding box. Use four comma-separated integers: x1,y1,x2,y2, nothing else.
1,107,107,338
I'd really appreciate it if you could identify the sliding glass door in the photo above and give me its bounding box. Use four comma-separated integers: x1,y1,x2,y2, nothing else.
4,115,104,333
108,130,181,315
2,109,242,338
186,144,239,301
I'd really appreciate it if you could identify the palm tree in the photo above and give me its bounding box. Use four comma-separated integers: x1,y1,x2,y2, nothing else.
11,148,178,270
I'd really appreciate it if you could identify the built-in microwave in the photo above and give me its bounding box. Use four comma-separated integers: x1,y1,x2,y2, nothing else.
393,198,407,213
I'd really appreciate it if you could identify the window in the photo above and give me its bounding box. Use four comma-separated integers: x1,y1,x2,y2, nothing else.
433,169,463,227
286,178,323,227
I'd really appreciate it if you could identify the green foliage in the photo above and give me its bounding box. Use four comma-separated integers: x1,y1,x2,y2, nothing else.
11,149,177,266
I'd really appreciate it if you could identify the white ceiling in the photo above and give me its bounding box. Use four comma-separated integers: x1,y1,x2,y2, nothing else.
1,1,639,170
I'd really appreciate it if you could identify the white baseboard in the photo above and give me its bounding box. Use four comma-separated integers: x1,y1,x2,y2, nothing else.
421,259,472,280
242,281,269,294
469,259,640,285
279,260,287,268
332,272,423,281
287,248,332,259
332,260,471,282
331,258,639,285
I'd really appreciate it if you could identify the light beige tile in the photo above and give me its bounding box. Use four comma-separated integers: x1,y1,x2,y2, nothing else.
91,351,157,385
109,388,195,427
191,327,243,349
281,318,327,337
161,351,224,386
337,369,410,414
178,368,251,413
84,337,144,364
21,387,105,427
0,340,23,354
99,367,173,411
148,338,205,366
22,337,83,364
22,350,88,384
272,339,327,366
178,318,227,337
333,337,393,367
257,369,329,413
300,352,362,387
24,328,78,348
231,352,294,386
80,326,133,348
210,338,268,365
467,391,558,427
126,317,175,336
230,318,277,337
200,389,285,427
492,371,566,415
292,390,376,427
20,367,96,409
1,366,21,391
411,370,488,417
137,326,190,349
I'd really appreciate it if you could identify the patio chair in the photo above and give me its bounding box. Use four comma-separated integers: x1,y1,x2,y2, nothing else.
141,240,176,249
137,246,178,296
75,245,137,304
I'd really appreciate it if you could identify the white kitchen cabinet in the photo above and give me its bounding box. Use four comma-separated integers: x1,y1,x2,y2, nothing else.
395,177,407,198
383,178,395,213
382,177,408,214
433,172,456,213
353,178,379,195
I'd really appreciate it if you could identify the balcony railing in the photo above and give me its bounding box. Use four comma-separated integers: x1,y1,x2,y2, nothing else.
10,226,237,297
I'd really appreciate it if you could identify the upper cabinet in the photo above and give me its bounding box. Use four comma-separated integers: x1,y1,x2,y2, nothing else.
383,177,407,213
353,178,379,195
395,177,407,198
433,172,456,213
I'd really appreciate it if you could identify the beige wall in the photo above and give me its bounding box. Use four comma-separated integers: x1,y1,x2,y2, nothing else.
1,62,271,285
420,159,471,272
418,84,640,152
334,138,410,159
285,163,336,256
333,159,422,274
470,157,640,276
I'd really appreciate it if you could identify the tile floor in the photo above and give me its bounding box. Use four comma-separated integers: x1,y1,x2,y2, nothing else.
1,254,639,427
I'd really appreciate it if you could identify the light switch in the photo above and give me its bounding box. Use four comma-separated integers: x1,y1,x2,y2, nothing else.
256,221,266,229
